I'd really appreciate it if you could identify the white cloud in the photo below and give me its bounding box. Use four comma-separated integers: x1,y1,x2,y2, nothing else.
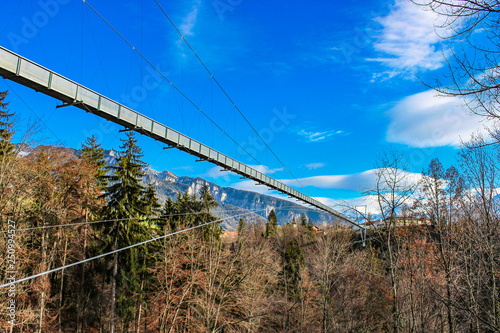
172,165,194,172
179,0,201,36
229,165,286,193
283,168,422,192
228,167,422,196
204,164,282,181
347,195,384,216
314,195,383,216
248,165,283,175
297,129,341,142
368,0,444,75
203,166,231,181
306,162,325,170
231,180,268,193
313,196,338,207
231,180,297,203
386,90,489,147
283,170,375,191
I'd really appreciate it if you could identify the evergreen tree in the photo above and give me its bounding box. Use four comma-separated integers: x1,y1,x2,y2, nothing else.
0,90,14,157
282,240,305,297
237,217,246,235
161,196,179,231
266,209,278,238
142,181,162,220
75,137,109,327
198,184,221,241
307,217,315,231
199,183,217,212
100,132,149,331
103,132,147,219
179,192,199,227
177,192,199,228
160,187,220,240
79,135,108,189
301,213,307,227
0,91,15,223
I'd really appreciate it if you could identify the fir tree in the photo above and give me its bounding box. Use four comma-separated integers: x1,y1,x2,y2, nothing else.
237,217,246,235
160,186,221,243
265,209,278,238
307,217,315,231
198,184,221,241
199,183,217,212
301,213,308,227
179,192,199,227
282,240,305,297
142,181,162,220
0,90,14,157
79,135,108,189
100,132,149,331
103,132,147,219
161,196,178,231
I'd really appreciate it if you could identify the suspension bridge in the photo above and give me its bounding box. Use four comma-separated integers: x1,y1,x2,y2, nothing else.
0,45,359,227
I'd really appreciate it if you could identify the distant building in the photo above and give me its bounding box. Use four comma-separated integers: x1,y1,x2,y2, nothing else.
221,230,238,241
362,217,430,228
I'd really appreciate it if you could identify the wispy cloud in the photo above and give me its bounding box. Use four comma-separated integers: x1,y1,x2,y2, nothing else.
231,180,271,194
313,195,383,216
283,171,373,191
283,168,422,192
203,166,231,181
171,165,194,172
179,0,202,36
306,162,325,170
297,129,344,142
203,164,282,182
248,165,284,175
386,90,489,147
230,179,299,203
368,0,444,77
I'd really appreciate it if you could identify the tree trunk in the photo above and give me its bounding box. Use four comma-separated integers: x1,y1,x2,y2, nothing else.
38,231,47,333
135,279,144,333
58,237,69,333
388,227,399,333
438,232,455,333
110,251,118,333
77,214,88,333
322,286,328,333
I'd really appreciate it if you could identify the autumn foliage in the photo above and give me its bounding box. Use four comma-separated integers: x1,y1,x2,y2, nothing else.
0,90,499,332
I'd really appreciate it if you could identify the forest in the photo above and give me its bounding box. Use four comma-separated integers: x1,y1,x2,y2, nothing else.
0,83,499,333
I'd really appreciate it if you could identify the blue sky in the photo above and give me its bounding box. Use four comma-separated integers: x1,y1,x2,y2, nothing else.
0,0,491,212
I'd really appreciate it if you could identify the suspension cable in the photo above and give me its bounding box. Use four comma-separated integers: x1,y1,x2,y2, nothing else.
0,211,255,289
82,0,279,181
154,0,314,197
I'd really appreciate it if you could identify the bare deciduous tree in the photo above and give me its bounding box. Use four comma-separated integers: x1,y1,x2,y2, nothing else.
367,150,418,333
415,0,500,140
